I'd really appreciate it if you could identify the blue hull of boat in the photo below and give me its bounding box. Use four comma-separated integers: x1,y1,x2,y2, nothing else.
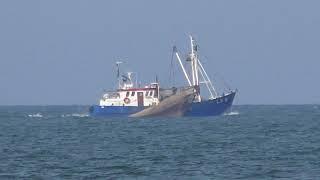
90,91,236,117
185,91,236,117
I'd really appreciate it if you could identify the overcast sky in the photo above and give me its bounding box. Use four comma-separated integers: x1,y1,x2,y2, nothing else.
0,0,319,105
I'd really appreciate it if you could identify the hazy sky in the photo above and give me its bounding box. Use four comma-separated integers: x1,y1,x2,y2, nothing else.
0,0,319,105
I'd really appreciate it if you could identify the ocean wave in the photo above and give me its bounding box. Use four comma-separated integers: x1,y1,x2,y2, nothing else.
61,113,89,118
28,113,43,118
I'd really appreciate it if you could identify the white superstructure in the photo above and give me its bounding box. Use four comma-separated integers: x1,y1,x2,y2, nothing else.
99,70,160,107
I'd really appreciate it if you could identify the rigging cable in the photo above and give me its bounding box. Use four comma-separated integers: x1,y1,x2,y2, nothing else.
169,46,176,87
201,53,233,92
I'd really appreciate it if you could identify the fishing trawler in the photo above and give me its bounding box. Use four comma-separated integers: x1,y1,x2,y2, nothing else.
89,36,236,117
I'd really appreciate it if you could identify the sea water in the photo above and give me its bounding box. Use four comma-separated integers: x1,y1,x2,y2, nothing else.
0,105,319,179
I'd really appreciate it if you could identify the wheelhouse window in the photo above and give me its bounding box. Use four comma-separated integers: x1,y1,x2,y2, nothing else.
106,92,120,99
145,91,149,97
131,91,135,96
149,91,153,97
126,91,130,97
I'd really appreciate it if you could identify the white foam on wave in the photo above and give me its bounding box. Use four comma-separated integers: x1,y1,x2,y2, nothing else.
61,113,89,118
224,111,240,116
28,113,43,118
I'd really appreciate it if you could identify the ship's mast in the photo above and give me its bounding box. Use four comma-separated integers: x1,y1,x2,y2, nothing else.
191,37,218,99
174,35,218,101
190,36,201,101
190,36,199,86
190,37,196,86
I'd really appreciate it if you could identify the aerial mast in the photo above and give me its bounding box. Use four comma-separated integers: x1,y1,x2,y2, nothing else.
116,61,123,89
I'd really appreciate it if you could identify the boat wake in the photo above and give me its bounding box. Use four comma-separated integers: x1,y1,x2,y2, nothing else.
27,113,89,119
224,111,240,116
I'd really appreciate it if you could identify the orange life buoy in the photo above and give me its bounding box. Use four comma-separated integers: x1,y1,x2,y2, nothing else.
124,97,130,104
